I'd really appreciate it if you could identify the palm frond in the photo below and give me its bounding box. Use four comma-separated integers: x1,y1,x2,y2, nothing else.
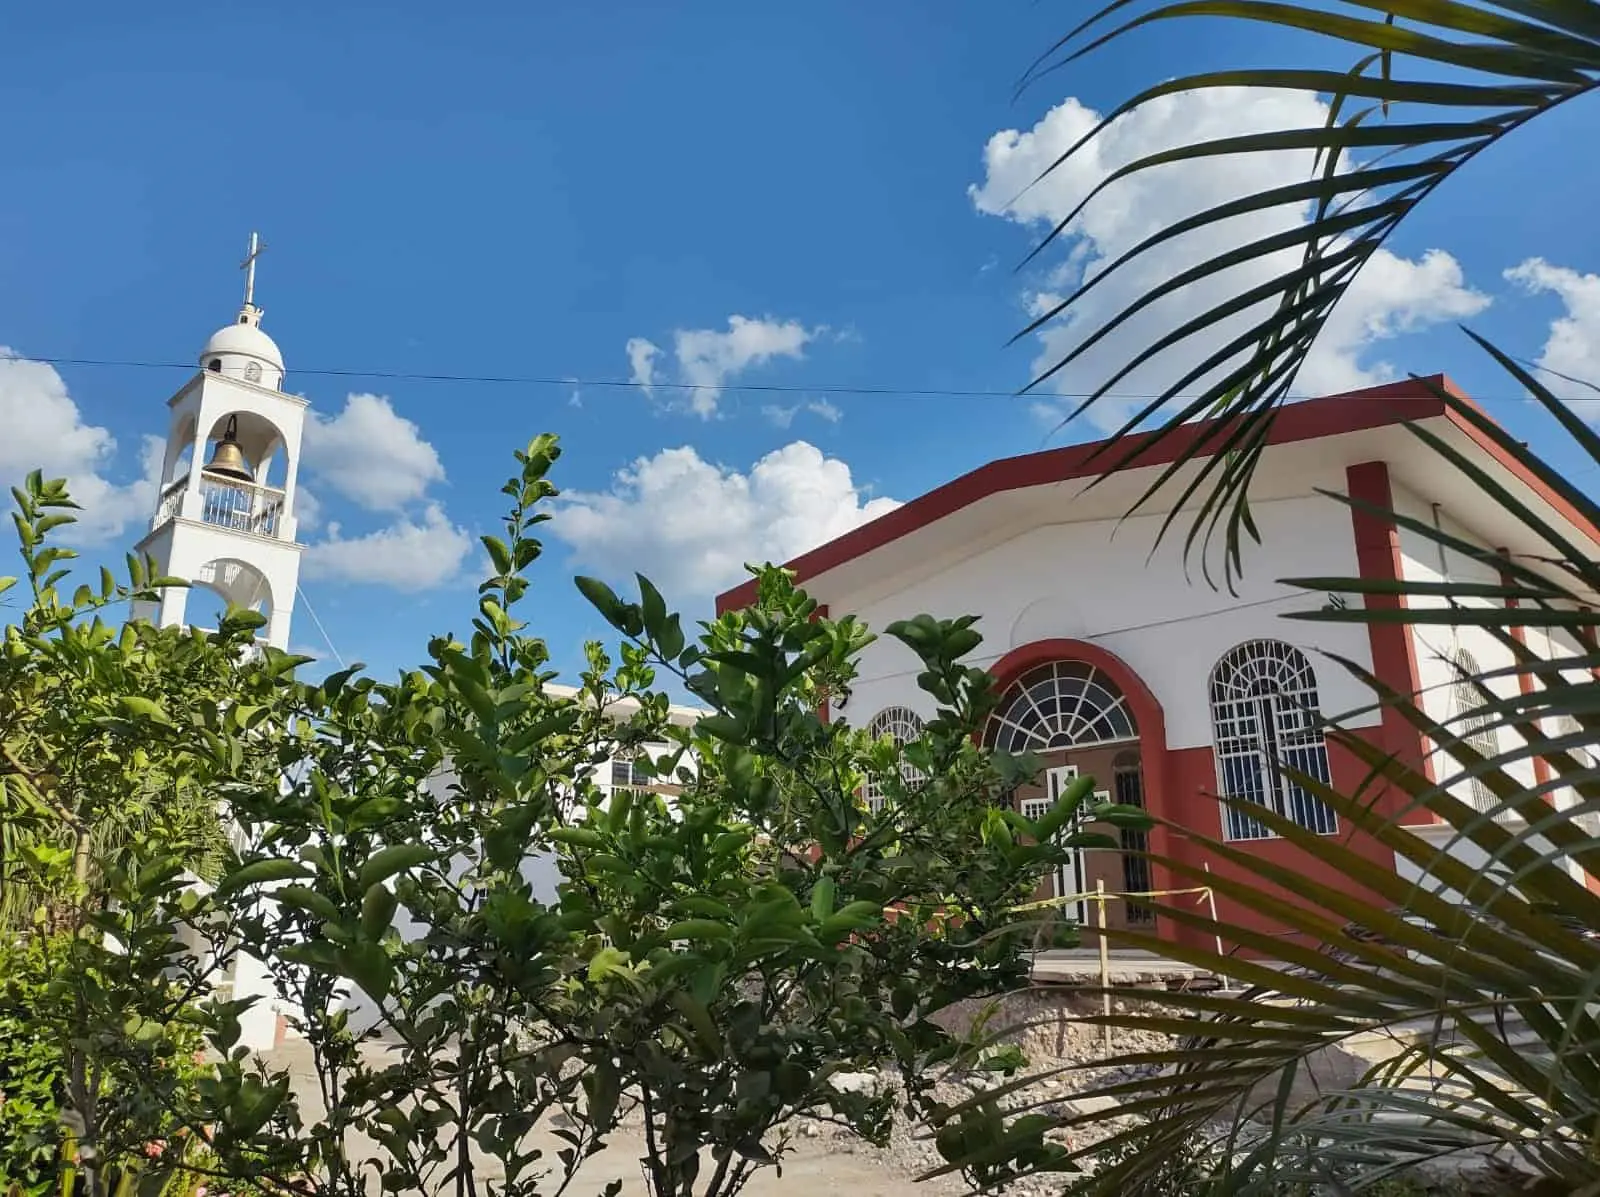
1020,0,1600,587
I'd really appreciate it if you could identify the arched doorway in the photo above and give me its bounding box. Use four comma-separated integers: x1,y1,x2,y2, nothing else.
984,658,1153,933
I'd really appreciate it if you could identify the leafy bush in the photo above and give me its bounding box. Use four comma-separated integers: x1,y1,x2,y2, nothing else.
0,931,214,1197
0,438,1138,1196
0,937,64,1191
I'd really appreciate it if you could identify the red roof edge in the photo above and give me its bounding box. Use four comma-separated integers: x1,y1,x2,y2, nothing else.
714,374,1494,614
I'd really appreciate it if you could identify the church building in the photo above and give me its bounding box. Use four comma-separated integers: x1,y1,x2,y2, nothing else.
716,380,1599,950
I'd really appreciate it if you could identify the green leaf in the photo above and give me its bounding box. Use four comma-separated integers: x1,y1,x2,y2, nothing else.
357,843,433,893
346,795,405,831
273,886,341,923
637,574,668,639
215,859,311,897
662,919,734,942
231,1074,289,1138
668,990,724,1056
810,876,836,922
548,826,606,850
337,940,393,1001
583,1056,622,1129
575,576,629,629
362,883,399,939
117,695,173,725
481,534,513,576
818,901,881,941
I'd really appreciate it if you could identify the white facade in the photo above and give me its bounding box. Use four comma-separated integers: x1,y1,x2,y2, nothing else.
840,492,1382,755
719,381,1600,945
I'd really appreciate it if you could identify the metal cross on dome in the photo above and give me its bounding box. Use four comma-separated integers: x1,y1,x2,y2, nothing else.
239,231,266,307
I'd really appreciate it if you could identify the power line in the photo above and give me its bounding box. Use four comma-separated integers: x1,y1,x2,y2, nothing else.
8,353,1597,404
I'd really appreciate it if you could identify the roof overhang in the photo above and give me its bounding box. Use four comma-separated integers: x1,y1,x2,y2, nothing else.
714,376,1600,613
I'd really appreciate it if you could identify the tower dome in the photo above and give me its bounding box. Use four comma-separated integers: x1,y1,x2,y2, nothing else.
200,306,284,389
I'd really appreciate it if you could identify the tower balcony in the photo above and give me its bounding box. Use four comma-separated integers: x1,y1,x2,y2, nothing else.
153,471,289,540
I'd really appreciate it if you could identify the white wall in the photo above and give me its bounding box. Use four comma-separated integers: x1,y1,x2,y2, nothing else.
837,492,1376,749
1391,483,1538,796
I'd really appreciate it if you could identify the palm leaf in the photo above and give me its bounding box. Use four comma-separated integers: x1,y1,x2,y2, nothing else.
1017,0,1600,587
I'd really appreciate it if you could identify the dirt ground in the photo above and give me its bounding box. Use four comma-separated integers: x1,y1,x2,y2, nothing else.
261,1037,964,1195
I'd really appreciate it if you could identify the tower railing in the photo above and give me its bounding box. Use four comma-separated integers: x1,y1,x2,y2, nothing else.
151,472,288,540
155,477,188,528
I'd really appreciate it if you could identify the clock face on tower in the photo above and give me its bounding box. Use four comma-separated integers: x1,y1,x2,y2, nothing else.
244,361,263,384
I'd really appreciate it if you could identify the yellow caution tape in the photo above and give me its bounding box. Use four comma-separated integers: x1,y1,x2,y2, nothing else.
1006,886,1214,914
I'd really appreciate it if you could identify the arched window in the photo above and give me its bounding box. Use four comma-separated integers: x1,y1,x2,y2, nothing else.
1209,641,1335,840
1448,648,1503,815
984,661,1136,753
207,359,222,372
862,706,925,813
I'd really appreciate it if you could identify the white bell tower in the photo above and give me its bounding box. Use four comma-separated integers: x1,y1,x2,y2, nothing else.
132,233,305,649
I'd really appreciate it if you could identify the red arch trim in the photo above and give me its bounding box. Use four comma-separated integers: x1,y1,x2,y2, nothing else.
987,639,1168,755
986,639,1183,924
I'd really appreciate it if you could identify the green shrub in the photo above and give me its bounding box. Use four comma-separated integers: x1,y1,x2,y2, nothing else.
0,933,214,1197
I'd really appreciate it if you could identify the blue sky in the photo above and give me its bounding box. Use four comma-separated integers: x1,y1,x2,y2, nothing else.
1,2,1596,686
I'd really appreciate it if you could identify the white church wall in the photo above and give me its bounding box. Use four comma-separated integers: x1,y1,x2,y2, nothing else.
339,742,702,1039
1391,482,1539,796
835,491,1373,750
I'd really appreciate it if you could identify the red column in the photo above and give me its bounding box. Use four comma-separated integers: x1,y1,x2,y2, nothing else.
1345,462,1433,813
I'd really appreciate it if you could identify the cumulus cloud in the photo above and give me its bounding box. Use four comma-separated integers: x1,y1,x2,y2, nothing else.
1505,258,1600,408
301,502,473,591
971,90,1490,429
554,441,898,599
303,393,445,511
0,350,163,544
625,316,817,417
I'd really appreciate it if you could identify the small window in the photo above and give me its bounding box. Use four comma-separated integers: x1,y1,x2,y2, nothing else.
244,361,262,384
207,359,222,372
609,743,667,790
862,706,926,813
239,316,249,324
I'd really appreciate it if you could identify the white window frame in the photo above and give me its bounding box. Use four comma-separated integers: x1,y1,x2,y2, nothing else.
1209,640,1336,841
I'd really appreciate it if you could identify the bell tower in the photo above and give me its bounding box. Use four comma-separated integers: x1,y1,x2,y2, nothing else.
132,233,305,649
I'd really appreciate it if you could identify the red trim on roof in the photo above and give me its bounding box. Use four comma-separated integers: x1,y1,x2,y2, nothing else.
717,377,1464,613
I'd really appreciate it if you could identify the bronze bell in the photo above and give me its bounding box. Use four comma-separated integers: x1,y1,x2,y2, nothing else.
205,415,254,483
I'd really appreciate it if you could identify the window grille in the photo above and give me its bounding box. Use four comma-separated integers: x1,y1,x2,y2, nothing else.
984,661,1137,754
862,706,925,813
1209,640,1336,840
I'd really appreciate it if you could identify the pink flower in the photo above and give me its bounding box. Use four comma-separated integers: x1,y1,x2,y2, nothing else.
195,1187,208,1197
144,1139,166,1158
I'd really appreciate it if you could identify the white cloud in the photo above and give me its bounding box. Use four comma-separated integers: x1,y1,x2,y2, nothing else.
1505,258,1600,407
760,398,842,429
0,350,162,544
627,338,661,396
972,90,1489,430
303,393,445,512
294,486,323,532
625,316,817,418
554,441,899,599
301,503,473,591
